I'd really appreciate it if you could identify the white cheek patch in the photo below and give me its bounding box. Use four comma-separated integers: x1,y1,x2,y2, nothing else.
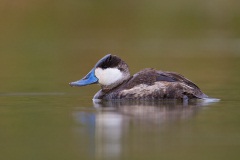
95,68,123,86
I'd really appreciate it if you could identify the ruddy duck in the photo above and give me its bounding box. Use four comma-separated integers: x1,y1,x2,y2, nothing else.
69,54,208,100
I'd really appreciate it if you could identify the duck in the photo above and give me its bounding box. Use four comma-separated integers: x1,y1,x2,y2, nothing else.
69,54,208,100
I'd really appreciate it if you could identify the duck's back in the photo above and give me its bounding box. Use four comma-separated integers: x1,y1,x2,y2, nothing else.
95,68,208,100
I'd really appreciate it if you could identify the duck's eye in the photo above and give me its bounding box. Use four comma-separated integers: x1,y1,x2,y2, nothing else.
119,68,124,71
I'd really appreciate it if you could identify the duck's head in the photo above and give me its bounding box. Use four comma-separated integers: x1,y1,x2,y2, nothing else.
69,54,130,90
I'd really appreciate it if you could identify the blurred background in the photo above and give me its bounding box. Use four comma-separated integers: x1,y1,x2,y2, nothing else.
1,1,240,160
0,0,240,95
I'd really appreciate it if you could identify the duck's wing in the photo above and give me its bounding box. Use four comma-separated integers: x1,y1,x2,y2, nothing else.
156,71,200,89
128,68,200,89
121,68,207,99
156,71,208,98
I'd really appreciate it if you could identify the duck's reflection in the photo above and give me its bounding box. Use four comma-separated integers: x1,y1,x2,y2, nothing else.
94,110,125,159
94,100,201,124
73,99,218,159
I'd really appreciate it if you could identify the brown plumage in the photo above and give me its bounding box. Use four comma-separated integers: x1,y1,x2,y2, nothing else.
94,68,208,100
